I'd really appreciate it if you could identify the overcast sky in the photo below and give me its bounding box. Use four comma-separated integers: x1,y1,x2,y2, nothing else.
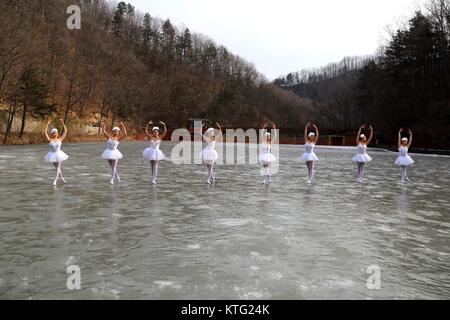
130,0,425,80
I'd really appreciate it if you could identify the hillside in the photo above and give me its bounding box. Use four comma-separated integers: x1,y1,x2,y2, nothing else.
0,0,316,144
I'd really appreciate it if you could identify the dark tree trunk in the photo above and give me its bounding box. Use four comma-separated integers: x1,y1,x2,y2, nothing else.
3,100,16,144
19,100,27,139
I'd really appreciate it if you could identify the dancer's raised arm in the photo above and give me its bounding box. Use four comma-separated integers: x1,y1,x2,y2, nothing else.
160,121,167,139
367,125,374,145
356,125,364,145
261,121,268,140
407,129,413,148
216,123,222,136
271,122,277,139
145,121,153,138
60,119,68,141
101,120,110,139
305,122,311,142
313,123,319,144
44,119,51,141
201,123,209,141
118,122,127,141
398,128,403,148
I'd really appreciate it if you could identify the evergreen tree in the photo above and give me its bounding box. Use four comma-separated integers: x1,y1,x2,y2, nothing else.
112,1,127,36
161,19,175,58
142,13,152,49
126,3,135,16
175,28,193,62
17,68,53,138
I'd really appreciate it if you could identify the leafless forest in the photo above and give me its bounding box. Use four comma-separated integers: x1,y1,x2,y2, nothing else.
0,0,449,149
276,0,450,149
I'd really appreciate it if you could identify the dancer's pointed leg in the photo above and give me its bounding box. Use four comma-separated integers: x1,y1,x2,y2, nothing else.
207,164,212,184
58,163,66,183
114,160,120,182
307,161,313,183
108,160,115,184
401,166,409,183
150,161,154,182
53,163,60,186
404,166,410,182
211,163,215,182
356,163,361,180
262,165,269,184
266,163,272,183
360,163,365,181
151,161,158,184
357,162,364,182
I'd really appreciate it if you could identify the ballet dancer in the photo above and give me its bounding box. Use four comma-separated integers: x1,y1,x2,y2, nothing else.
299,122,319,184
258,121,277,184
352,124,374,183
395,128,414,183
101,120,127,184
199,123,221,184
44,119,69,186
143,120,167,185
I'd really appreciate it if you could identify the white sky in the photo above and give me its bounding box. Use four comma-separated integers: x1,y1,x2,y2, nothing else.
130,0,425,80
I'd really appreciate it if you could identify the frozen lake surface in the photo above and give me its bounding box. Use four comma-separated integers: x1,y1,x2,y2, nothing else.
0,142,449,299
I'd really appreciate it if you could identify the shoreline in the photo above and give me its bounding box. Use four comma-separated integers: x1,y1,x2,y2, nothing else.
374,145,450,156
1,136,449,156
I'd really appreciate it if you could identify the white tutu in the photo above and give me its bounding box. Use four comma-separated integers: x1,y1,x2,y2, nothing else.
101,149,123,160
352,154,373,163
395,155,414,166
259,153,276,164
300,152,319,162
45,151,69,163
259,143,276,165
299,143,318,162
143,148,165,161
353,144,372,163
199,149,219,164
